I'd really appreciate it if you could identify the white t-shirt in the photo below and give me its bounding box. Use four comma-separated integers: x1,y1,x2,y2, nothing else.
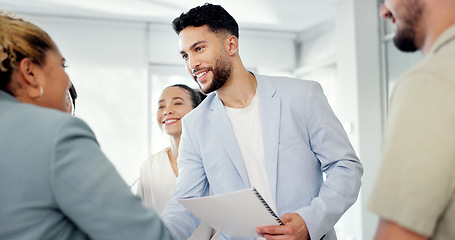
225,90,278,219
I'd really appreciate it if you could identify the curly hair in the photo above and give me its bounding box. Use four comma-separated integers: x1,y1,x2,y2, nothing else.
172,3,239,38
0,12,56,92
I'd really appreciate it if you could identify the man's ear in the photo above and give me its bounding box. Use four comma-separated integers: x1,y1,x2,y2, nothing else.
226,35,239,56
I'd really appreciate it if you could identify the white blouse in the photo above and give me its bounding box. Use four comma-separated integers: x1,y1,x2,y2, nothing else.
137,148,175,213
137,148,215,239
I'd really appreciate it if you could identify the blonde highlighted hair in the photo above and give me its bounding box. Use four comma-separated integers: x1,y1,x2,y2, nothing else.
0,12,56,91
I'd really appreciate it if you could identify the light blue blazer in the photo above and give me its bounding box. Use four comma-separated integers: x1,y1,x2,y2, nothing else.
0,90,173,240
161,74,363,240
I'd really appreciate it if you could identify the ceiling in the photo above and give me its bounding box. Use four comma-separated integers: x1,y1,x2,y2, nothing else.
0,0,340,32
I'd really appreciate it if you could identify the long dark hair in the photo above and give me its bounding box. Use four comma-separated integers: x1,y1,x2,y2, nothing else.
165,84,206,108
68,82,77,111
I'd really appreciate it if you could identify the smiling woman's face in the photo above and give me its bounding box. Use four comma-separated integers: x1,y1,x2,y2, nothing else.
156,86,194,137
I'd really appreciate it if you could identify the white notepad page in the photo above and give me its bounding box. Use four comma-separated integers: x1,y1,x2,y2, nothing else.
178,188,282,238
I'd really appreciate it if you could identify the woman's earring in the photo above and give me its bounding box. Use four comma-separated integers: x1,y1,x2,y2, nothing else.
32,86,44,99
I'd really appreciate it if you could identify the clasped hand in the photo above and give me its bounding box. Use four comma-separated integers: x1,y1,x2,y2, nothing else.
256,213,309,240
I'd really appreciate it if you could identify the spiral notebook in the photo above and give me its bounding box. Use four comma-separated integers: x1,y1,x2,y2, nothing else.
178,187,283,238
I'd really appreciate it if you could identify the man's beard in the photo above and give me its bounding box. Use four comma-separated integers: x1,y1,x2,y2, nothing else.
393,0,423,52
195,54,232,94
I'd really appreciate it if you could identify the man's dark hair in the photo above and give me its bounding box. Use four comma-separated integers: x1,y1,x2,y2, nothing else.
172,3,239,38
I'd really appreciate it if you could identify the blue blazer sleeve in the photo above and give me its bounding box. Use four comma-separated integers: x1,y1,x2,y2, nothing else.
160,117,210,240
51,117,173,240
294,82,363,239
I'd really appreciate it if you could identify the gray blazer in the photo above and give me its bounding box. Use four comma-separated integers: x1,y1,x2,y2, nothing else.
0,90,173,240
161,74,363,240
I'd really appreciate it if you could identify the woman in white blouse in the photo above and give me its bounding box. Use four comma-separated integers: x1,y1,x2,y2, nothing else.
137,84,216,239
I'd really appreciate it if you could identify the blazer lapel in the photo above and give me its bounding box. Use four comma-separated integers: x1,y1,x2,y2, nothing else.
257,75,281,203
208,95,250,187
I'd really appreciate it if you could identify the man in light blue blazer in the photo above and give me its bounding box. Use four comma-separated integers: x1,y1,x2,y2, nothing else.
161,3,363,240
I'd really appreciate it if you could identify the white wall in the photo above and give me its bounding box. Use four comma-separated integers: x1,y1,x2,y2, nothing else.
27,16,150,186
294,1,386,239
147,23,297,71
240,30,296,72
20,14,298,186
336,1,383,239
296,20,337,73
148,24,183,65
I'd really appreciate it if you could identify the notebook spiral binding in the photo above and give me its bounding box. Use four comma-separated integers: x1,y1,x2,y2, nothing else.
253,188,284,225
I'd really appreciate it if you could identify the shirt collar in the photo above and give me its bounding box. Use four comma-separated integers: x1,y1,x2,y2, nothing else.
428,24,455,56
